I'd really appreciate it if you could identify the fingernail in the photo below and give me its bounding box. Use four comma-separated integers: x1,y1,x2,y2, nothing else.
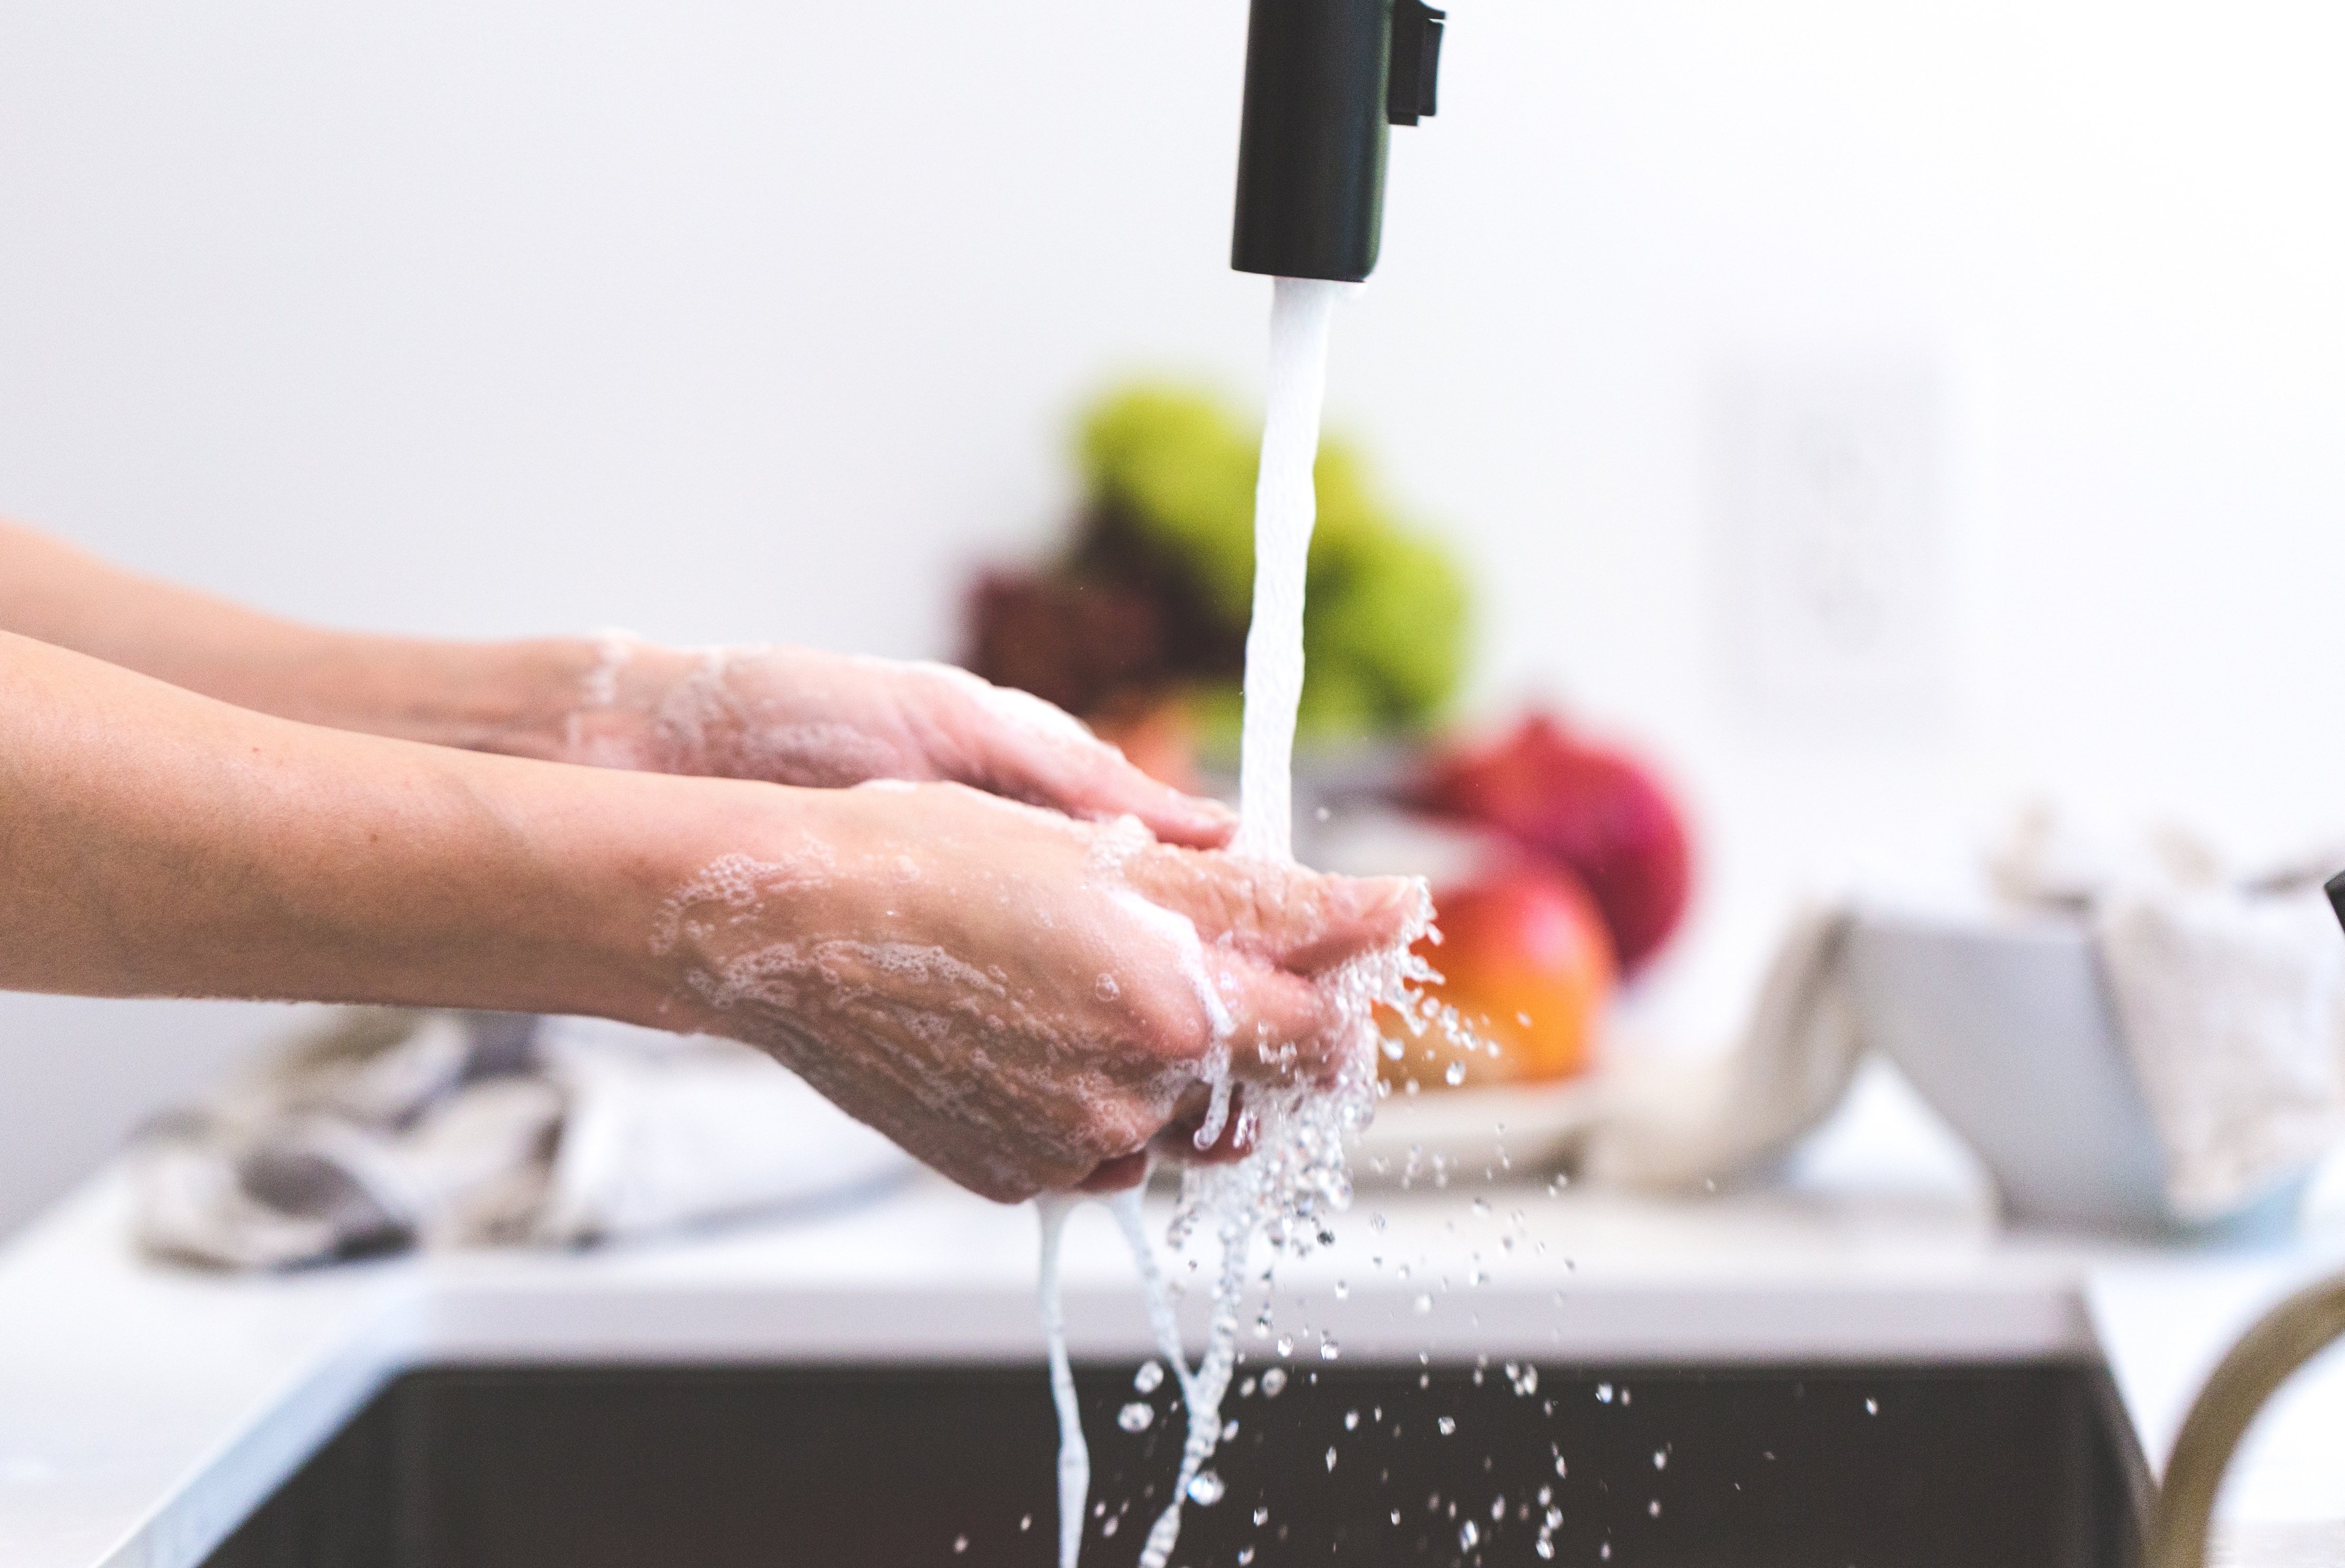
1352,875,1428,928
1177,795,1240,835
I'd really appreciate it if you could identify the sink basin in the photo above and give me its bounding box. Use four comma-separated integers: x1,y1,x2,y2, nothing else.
200,1359,2146,1567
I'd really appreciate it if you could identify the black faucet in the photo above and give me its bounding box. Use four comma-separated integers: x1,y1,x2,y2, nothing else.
1231,0,1446,283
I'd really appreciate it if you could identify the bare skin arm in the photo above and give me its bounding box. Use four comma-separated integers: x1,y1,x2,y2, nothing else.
0,631,1413,1200
0,518,1235,846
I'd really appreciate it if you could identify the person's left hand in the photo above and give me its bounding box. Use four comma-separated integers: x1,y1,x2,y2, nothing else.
550,640,1236,850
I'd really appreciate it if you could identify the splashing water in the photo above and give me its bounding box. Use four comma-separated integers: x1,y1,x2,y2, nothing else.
1033,277,1444,1567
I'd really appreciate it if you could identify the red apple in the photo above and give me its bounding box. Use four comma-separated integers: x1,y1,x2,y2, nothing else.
1411,711,1692,974
1383,863,1616,1089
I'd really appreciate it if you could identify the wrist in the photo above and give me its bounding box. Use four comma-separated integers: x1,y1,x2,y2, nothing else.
607,776,880,1037
547,767,846,1035
288,631,620,760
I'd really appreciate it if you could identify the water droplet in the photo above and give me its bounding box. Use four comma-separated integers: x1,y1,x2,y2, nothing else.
1390,1509,1403,1526
1117,1402,1155,1433
1133,1359,1164,1393
1414,1292,1433,1314
1325,1447,1338,1471
1472,1198,1491,1217
1555,1455,1569,1478
1260,1368,1288,1398
1188,1470,1226,1505
1102,1516,1119,1537
1602,1543,1613,1560
1653,1449,1667,1470
1459,1521,1481,1550
1253,1506,1271,1526
1314,804,1332,821
1223,1418,1239,1439
1333,1279,1349,1299
1536,1538,1556,1559
1437,1416,1457,1435
1596,1383,1614,1403
1275,1335,1295,1357
1344,1409,1360,1430
953,1535,968,1553
1538,1488,1553,1507
1444,1061,1467,1086
1649,1500,1662,1518
1019,1514,1032,1532
1865,1397,1879,1416
1546,1505,1563,1528
1238,1550,1255,1566
1492,1496,1506,1520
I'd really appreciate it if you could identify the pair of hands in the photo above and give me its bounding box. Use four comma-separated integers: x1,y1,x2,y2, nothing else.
528,643,1414,1202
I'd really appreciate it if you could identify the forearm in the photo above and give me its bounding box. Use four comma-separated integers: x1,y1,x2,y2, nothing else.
0,518,600,755
0,629,734,1021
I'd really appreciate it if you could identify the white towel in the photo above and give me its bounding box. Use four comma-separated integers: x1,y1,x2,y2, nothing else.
134,1010,913,1269
1993,809,2345,1220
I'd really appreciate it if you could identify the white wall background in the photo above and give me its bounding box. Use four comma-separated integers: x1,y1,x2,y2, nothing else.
3,0,2342,1235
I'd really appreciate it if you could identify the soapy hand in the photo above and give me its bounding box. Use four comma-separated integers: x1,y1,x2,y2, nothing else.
558,640,1236,850
655,781,1418,1203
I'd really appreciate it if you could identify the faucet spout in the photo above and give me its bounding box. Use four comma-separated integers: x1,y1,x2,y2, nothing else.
2147,1271,2345,1568
1231,0,1445,283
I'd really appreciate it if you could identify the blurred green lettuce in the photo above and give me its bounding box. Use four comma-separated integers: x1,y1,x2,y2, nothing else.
1074,384,1471,744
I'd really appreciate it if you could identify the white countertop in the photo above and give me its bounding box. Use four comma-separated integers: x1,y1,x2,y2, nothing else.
3,1148,2342,1568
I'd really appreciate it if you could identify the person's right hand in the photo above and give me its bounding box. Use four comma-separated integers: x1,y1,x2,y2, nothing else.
651,781,1422,1203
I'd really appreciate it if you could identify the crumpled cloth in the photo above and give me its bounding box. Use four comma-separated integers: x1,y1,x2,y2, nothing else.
1992,809,2345,1220
134,1010,913,1269
1566,907,1863,1191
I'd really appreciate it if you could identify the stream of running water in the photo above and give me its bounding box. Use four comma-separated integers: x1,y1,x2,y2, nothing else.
1038,277,1417,1568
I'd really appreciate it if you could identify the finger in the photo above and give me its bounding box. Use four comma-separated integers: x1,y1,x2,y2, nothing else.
1126,850,1424,974
923,668,1239,849
1075,1150,1153,1194
1151,1083,1256,1165
1002,732,1237,850
1209,958,1348,1086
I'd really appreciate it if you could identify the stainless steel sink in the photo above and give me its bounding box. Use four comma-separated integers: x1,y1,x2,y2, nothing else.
199,1359,2148,1567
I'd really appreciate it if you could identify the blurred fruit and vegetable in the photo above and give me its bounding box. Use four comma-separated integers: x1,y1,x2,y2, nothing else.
966,385,1471,752
964,381,1698,1090
1383,862,1617,1092
1411,713,1691,977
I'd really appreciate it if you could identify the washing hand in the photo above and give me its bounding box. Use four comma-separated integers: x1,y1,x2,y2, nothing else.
657,781,1418,1202
552,640,1236,850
